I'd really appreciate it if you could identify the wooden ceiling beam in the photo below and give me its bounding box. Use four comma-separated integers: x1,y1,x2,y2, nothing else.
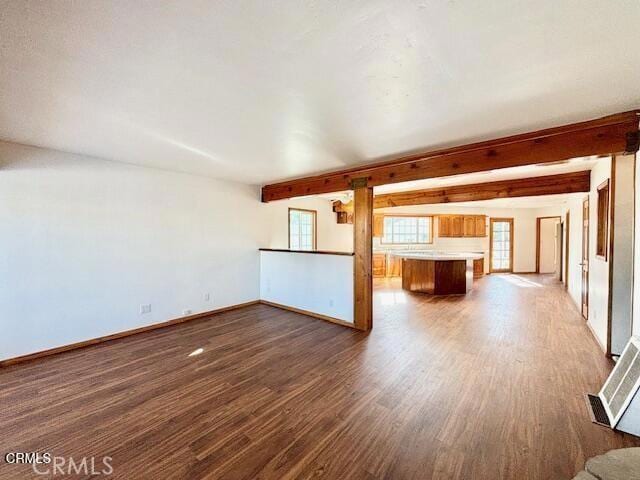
261,110,639,202
373,170,591,209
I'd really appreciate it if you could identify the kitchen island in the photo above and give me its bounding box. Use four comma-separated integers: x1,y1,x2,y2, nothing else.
390,251,485,295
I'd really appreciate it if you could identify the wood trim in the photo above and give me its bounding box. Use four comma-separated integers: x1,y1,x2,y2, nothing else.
353,184,373,331
536,218,540,273
582,197,590,320
262,111,639,201
259,248,354,256
288,208,318,250
373,171,591,208
606,158,617,356
535,216,562,274
0,300,260,368
259,300,357,329
489,218,514,273
633,154,637,348
565,211,570,291
378,214,434,245
595,179,610,260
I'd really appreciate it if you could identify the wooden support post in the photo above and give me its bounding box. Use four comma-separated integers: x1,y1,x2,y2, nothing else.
353,179,373,331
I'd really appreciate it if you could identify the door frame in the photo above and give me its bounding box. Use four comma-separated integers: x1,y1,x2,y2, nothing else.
582,197,590,320
535,216,562,274
489,218,514,273
565,211,570,290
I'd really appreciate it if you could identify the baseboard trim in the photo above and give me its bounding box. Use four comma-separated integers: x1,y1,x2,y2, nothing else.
512,271,537,274
0,300,260,368
259,300,357,329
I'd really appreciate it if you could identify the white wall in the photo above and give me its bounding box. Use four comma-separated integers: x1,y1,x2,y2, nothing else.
0,141,266,361
260,250,354,323
563,157,613,350
566,197,585,309
588,158,612,350
610,154,635,354
374,204,552,273
539,217,560,274
264,197,353,252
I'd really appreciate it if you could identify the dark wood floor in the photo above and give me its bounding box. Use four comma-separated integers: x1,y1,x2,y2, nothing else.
2,274,639,479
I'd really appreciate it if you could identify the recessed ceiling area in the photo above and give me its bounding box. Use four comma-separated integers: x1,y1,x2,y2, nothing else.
373,156,600,195
1,1,639,184
317,156,599,207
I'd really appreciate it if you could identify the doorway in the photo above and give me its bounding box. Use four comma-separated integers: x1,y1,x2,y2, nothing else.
582,198,589,320
536,216,561,275
490,218,514,273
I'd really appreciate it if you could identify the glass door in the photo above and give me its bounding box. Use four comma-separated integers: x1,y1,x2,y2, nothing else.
490,218,514,272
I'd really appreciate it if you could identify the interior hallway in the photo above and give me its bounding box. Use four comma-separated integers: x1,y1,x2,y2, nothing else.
1,275,638,479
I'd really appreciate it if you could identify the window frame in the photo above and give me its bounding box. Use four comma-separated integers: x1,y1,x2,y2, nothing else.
379,214,434,245
288,208,318,251
596,179,610,260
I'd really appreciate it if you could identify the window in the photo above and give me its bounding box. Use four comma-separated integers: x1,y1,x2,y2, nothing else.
289,208,317,251
596,179,609,259
381,216,432,244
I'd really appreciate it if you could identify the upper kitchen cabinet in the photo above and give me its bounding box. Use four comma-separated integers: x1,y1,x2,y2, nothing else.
451,215,464,237
474,216,487,237
438,215,486,238
439,215,451,237
463,216,476,237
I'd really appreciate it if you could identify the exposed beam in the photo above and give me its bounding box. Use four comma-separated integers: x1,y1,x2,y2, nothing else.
262,111,639,201
352,181,373,331
373,170,591,209
332,200,353,213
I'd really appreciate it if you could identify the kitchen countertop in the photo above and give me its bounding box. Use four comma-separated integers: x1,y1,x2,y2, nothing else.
388,251,484,261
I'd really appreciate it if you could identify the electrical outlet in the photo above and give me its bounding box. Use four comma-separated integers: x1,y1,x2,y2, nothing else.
140,304,151,314
204,293,210,302
329,299,335,308
183,309,192,316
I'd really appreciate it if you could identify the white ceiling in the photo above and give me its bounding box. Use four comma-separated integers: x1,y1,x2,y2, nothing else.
1,1,639,185
373,156,600,194
318,157,599,204
320,157,598,201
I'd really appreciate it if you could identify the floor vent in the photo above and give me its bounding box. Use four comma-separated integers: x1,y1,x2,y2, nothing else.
586,393,611,427
587,335,640,437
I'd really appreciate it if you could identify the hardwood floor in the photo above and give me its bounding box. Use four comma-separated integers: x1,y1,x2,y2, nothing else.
1,275,639,479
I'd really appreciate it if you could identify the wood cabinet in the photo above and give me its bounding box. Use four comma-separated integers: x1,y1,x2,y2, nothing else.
438,215,451,237
473,258,485,278
373,253,387,277
373,214,384,238
475,216,486,237
463,216,476,237
451,216,463,237
438,215,486,238
386,255,403,277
